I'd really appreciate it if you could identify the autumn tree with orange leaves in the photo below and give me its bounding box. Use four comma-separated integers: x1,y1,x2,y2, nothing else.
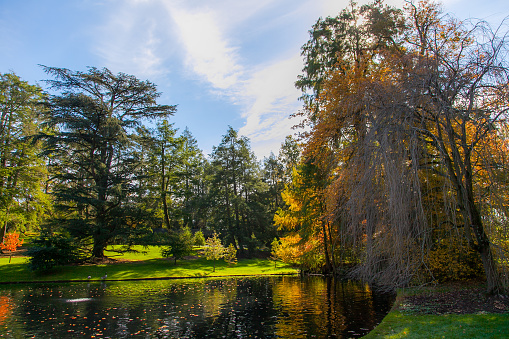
1,232,24,262
294,0,509,293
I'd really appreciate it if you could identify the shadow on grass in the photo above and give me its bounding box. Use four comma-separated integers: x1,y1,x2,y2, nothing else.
0,256,297,284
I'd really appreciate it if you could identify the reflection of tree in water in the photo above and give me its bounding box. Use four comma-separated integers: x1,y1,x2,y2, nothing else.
273,277,390,338
0,276,393,338
0,295,13,324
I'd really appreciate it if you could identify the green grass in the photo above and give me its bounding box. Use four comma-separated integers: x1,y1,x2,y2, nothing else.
364,311,509,338
364,286,509,339
0,245,297,284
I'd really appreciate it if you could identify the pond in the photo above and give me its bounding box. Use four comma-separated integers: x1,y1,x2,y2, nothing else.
0,276,394,338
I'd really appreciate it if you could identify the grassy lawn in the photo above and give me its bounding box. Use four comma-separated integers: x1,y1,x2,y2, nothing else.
364,286,509,339
364,311,509,338
0,245,297,284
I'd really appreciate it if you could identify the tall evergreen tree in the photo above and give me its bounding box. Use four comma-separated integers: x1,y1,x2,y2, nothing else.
42,66,176,258
179,128,208,229
0,73,49,239
209,127,272,253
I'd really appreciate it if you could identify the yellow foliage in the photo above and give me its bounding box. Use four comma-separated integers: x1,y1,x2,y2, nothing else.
273,235,302,265
424,237,484,282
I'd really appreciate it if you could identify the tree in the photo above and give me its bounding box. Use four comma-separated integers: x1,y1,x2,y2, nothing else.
295,0,405,121
193,230,206,246
161,226,194,265
0,73,50,239
274,160,333,273
0,232,24,263
270,238,281,268
41,66,176,259
179,128,208,229
203,231,225,272
149,120,184,230
296,0,509,293
208,127,272,253
223,243,237,266
399,0,509,293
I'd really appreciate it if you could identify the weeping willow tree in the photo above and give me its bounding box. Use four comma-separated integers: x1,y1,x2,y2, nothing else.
295,0,509,293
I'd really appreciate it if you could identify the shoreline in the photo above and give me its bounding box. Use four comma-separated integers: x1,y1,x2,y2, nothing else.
0,271,298,285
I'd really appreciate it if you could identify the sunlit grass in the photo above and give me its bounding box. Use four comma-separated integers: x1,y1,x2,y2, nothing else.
364,285,509,339
0,247,297,284
364,311,509,338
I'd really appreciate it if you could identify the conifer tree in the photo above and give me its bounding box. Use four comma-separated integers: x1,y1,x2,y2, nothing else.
42,66,176,258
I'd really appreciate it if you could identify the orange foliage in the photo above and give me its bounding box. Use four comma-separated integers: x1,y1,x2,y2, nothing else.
1,232,24,263
1,232,23,252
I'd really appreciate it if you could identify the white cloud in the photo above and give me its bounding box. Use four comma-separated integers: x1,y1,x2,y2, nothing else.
168,7,244,89
95,0,311,158
94,1,169,78
238,55,304,157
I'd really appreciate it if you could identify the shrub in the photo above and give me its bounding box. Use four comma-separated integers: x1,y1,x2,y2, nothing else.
27,233,86,271
224,243,237,266
193,230,206,246
273,235,302,266
161,227,194,265
425,237,484,282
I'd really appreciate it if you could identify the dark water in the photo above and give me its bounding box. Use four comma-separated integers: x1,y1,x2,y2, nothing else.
0,276,394,338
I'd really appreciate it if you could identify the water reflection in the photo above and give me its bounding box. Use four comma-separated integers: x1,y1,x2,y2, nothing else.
0,276,393,338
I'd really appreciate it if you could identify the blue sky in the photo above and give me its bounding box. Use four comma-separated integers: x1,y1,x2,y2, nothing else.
1,0,507,159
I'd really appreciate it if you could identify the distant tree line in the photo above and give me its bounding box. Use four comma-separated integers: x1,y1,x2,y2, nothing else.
0,66,300,267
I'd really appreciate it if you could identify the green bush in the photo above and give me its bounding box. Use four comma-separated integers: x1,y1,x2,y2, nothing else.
161,227,194,264
193,230,206,246
27,233,86,271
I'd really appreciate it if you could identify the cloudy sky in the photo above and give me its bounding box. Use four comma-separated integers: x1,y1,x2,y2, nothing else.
0,0,507,159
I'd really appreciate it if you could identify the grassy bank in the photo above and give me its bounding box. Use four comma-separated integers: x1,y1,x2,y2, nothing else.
364,311,509,338
364,283,509,339
0,245,297,284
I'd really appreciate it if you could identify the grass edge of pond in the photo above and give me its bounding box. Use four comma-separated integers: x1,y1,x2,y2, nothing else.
363,283,509,338
0,255,299,285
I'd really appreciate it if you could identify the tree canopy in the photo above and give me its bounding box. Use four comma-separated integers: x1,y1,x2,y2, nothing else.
41,66,176,258
290,0,509,293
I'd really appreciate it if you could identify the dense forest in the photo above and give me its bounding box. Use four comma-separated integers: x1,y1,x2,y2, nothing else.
1,0,508,294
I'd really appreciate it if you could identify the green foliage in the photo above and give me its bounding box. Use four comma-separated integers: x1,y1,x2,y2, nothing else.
223,243,237,266
0,73,50,237
193,230,206,246
203,232,225,272
161,227,194,264
26,233,86,271
208,127,274,255
41,66,176,258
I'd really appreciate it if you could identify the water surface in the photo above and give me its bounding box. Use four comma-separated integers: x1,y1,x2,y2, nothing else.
0,276,393,338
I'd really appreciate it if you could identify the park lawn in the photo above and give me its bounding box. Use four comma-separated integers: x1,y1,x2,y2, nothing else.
364,311,509,338
364,289,509,339
0,246,297,284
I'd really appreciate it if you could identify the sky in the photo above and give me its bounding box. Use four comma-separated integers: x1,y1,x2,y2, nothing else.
1,0,507,160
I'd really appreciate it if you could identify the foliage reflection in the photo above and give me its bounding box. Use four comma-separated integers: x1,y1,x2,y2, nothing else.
0,276,393,338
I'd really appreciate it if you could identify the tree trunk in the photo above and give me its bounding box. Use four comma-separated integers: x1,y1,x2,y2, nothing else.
322,219,332,273
92,240,105,258
161,142,171,229
469,202,502,294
